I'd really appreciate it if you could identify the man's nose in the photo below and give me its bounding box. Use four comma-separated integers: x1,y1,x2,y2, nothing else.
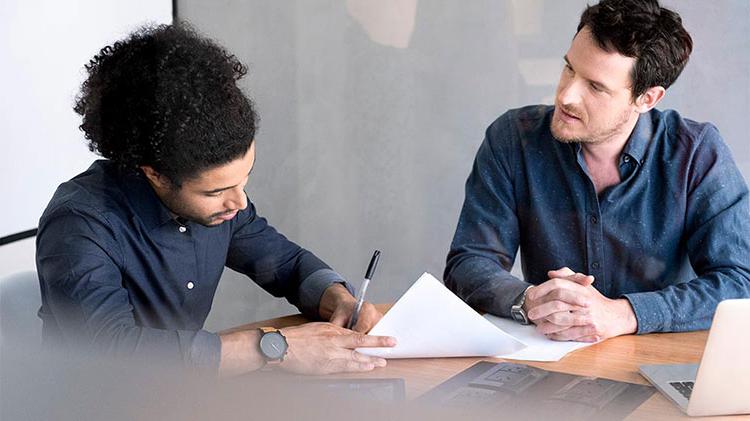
224,186,247,210
557,78,583,106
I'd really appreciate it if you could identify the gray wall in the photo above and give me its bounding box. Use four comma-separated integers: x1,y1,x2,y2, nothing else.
179,0,750,331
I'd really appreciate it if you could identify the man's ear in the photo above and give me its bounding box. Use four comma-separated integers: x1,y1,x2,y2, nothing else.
634,86,666,113
140,166,172,191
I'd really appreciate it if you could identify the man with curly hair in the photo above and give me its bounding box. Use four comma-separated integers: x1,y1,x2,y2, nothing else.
36,24,394,375
446,0,750,342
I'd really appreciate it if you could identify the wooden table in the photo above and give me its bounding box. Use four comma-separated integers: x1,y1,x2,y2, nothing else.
231,305,747,420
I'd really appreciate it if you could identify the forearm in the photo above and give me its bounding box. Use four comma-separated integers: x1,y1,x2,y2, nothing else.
611,298,638,336
445,254,530,317
227,207,354,319
50,320,222,370
623,269,750,333
43,288,221,370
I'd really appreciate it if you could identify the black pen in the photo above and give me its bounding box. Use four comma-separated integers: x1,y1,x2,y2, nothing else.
347,250,381,330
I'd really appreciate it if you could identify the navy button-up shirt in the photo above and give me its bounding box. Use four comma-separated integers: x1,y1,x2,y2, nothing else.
36,160,349,370
445,105,750,333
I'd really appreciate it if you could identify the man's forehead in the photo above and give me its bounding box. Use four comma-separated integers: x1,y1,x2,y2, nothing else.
568,27,635,89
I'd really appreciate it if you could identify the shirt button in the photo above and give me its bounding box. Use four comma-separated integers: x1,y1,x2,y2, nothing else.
186,281,195,290
591,262,600,269
178,226,187,233
623,155,631,162
590,216,598,224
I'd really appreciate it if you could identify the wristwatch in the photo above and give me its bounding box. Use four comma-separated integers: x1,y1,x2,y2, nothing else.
258,327,288,365
510,286,534,325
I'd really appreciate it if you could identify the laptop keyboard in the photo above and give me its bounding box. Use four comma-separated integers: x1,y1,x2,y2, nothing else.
669,381,694,399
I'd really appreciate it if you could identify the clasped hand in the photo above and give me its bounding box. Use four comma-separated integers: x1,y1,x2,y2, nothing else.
524,267,637,342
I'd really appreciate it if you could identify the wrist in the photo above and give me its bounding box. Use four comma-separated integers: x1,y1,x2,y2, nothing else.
319,283,354,320
218,329,265,377
511,285,534,324
521,285,535,313
258,327,288,368
615,298,638,335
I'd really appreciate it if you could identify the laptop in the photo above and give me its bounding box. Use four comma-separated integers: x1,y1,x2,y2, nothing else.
639,299,750,416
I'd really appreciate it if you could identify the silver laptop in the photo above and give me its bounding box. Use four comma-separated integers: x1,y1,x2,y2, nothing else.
639,299,750,416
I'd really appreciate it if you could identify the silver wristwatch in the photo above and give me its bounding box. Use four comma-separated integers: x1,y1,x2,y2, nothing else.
510,286,533,325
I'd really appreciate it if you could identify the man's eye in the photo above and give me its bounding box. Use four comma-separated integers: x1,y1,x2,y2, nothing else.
590,83,603,92
206,191,223,197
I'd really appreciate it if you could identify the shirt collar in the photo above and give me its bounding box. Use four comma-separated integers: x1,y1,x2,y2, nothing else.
621,110,654,165
121,169,176,231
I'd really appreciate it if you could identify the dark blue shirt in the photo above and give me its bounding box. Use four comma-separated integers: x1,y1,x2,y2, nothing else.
445,105,750,333
36,160,349,370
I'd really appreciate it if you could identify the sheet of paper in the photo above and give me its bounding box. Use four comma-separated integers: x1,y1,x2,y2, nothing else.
485,314,595,362
357,273,526,358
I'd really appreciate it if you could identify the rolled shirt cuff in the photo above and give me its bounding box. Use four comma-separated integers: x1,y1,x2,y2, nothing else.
298,268,354,319
622,291,671,334
185,330,222,372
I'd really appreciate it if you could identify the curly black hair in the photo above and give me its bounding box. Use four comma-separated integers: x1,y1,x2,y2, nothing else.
74,23,258,187
577,0,693,100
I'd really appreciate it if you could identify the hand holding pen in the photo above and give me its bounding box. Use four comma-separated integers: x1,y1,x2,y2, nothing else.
347,250,381,330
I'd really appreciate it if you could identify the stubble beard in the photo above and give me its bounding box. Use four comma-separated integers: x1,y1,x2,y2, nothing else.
160,189,221,227
551,106,633,146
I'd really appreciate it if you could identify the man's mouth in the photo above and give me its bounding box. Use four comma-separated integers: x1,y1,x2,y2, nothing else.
214,210,238,221
557,106,583,123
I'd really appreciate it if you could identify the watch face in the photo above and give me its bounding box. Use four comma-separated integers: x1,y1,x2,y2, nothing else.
260,332,288,360
511,310,523,323
511,307,528,324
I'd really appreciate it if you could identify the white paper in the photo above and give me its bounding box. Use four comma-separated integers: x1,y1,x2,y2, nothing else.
357,273,526,358
485,314,595,361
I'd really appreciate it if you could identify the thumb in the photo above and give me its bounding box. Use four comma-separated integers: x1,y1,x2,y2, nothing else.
570,274,595,287
547,266,575,279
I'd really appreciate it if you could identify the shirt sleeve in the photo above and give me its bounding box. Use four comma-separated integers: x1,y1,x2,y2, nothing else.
444,115,532,317
36,205,221,371
226,200,353,319
623,125,750,333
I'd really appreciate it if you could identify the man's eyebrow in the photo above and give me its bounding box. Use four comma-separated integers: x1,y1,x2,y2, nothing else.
563,55,613,92
202,167,254,194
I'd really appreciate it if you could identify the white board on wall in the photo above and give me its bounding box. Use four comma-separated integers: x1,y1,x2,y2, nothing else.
0,0,172,238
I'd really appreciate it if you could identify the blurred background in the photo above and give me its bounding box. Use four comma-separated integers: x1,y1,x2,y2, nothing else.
1,0,748,335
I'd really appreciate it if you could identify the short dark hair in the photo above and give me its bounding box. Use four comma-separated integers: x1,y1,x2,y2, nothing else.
577,0,693,100
74,23,258,187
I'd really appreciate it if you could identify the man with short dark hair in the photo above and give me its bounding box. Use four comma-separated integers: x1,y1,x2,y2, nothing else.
36,24,394,375
445,0,750,342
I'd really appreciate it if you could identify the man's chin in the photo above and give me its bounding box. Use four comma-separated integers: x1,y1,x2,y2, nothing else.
551,123,584,144
553,135,581,144
188,217,226,228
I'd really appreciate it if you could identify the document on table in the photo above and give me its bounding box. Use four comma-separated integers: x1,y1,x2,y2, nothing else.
486,314,596,362
357,272,594,361
357,273,526,358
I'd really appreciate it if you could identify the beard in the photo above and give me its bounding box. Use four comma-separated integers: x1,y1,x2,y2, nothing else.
551,105,633,145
